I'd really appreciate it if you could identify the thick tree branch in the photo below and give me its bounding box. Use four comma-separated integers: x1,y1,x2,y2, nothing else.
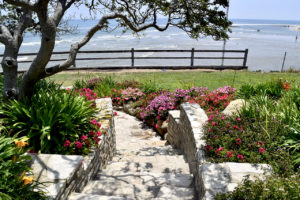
41,13,170,78
4,0,36,11
0,25,12,45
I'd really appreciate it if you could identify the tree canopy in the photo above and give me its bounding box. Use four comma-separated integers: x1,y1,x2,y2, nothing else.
0,0,231,100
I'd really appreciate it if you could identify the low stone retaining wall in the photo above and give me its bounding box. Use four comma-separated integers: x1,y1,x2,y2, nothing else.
30,98,116,200
167,103,271,200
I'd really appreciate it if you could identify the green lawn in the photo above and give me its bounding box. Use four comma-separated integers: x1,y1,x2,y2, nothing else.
49,70,300,90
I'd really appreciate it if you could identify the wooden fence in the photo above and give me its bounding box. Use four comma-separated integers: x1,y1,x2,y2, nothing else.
0,48,248,71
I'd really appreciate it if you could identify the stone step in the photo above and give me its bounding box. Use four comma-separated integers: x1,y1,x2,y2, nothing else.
102,158,190,174
81,179,195,200
81,179,155,199
96,172,193,188
68,193,134,200
115,145,182,157
156,185,195,200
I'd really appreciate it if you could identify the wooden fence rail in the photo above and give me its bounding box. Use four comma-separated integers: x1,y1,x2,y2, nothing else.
0,48,248,71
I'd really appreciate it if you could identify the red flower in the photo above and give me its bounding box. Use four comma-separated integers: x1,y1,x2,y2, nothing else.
93,137,100,144
81,135,88,141
205,145,210,151
226,151,233,158
155,124,159,129
114,112,118,116
64,140,71,147
208,128,213,132
89,131,95,136
75,141,83,149
236,138,242,145
283,82,291,91
189,100,196,103
259,147,265,153
232,125,239,130
211,121,217,126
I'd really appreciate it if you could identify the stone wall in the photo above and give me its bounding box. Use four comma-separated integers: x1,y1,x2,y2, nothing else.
30,98,116,200
167,103,271,200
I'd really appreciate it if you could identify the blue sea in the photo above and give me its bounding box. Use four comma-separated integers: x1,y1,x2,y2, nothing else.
1,18,300,72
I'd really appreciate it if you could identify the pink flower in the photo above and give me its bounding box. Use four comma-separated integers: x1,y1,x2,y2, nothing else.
211,122,217,126
155,124,159,129
236,138,242,145
91,119,97,125
96,131,102,137
114,112,117,116
75,141,83,149
81,135,88,141
97,122,101,129
221,116,225,120
226,151,233,158
259,147,265,153
208,128,213,132
215,147,224,154
237,118,241,122
232,125,239,130
237,154,244,161
64,140,71,147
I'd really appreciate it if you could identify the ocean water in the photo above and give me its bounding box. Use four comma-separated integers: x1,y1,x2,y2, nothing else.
0,18,300,72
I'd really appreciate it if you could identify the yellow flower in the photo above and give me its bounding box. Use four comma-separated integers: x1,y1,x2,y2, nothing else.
14,137,29,148
22,176,34,185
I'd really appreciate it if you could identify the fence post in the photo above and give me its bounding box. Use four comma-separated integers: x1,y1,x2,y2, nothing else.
243,49,249,68
191,48,194,67
281,51,287,72
131,48,134,68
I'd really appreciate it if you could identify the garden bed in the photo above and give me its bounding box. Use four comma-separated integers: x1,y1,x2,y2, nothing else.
29,98,116,200
167,103,272,200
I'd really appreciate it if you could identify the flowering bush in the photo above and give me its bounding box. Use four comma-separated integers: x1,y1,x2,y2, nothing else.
62,119,105,155
0,136,47,199
112,87,144,106
2,86,99,155
140,92,176,123
190,86,235,112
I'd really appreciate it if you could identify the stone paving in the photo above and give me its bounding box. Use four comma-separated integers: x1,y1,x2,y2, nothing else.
69,111,195,200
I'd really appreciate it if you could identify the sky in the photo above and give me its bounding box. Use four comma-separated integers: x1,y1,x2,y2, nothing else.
229,0,300,21
67,0,300,21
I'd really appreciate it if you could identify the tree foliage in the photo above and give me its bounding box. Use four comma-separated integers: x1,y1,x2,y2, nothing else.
0,0,231,100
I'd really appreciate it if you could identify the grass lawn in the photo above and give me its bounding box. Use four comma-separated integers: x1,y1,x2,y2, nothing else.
49,70,300,90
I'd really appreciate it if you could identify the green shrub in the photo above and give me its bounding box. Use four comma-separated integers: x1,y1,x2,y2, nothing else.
0,136,46,200
73,79,88,90
237,79,287,99
2,87,98,154
140,80,162,93
214,174,300,200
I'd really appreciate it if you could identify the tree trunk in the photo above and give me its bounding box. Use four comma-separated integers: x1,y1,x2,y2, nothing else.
1,45,19,101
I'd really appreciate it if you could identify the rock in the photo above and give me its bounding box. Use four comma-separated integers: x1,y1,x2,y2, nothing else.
223,99,247,117
123,101,137,116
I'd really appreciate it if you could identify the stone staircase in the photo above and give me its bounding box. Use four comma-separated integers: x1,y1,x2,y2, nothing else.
68,111,195,200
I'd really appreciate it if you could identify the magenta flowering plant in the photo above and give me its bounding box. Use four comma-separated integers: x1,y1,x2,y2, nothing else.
203,112,292,174
140,92,176,123
62,118,105,155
